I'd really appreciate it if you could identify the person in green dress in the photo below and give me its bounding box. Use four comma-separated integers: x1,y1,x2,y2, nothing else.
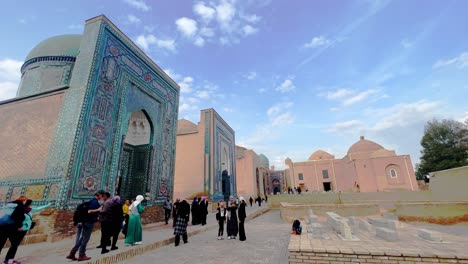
124,195,144,246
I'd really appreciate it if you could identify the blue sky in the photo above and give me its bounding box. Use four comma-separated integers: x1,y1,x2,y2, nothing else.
0,0,467,169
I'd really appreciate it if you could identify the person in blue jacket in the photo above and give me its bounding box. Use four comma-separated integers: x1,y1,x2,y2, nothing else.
4,199,51,264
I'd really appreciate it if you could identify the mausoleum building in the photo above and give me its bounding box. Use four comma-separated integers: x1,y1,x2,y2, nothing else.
0,16,179,230
285,136,417,192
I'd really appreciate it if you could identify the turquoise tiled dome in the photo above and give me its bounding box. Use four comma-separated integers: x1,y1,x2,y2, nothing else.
25,34,82,62
258,154,269,168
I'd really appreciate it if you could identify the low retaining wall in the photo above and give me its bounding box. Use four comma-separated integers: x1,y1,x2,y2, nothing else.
289,249,468,264
280,202,379,222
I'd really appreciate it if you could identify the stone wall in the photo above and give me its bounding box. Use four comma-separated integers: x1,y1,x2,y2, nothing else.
269,190,468,209
289,250,468,263
280,202,380,222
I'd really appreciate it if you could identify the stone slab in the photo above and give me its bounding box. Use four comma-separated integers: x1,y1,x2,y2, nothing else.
417,228,443,242
376,227,398,241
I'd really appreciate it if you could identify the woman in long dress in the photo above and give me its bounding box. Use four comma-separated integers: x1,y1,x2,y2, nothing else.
191,197,199,225
124,195,144,246
226,196,238,240
238,197,247,241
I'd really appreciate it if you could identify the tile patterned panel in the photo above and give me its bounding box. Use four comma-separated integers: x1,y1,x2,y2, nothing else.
10,186,23,200
68,22,179,204
0,187,9,201
48,184,59,199
24,184,46,200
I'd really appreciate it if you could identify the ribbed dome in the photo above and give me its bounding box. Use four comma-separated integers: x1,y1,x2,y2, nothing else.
25,35,82,62
258,154,269,168
347,136,383,154
308,150,334,160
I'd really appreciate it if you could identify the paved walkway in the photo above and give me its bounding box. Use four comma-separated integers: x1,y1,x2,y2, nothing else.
121,210,290,264
11,203,270,264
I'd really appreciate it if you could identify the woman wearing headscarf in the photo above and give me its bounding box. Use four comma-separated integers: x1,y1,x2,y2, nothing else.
174,199,190,246
238,197,247,241
110,196,124,250
226,195,238,240
191,197,199,225
0,195,27,259
124,195,144,246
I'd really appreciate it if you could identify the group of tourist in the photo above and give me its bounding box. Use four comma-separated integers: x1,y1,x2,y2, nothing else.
216,196,247,241
288,186,303,194
66,190,145,261
0,195,50,264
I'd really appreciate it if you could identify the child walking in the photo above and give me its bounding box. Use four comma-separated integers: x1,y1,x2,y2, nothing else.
216,202,227,240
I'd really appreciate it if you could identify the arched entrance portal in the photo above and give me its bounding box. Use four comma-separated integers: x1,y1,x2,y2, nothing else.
255,168,260,196
117,110,153,202
221,169,230,200
272,179,281,195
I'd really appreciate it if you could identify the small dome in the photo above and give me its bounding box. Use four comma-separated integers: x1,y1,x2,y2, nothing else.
347,136,383,155
25,35,82,62
308,150,334,160
177,119,198,135
258,154,269,168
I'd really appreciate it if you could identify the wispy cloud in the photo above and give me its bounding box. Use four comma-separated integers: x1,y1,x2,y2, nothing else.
321,88,385,106
433,52,468,69
298,0,391,69
244,71,257,80
126,14,141,24
327,120,364,133
194,2,216,23
400,39,413,49
275,79,295,93
304,36,331,48
267,102,294,127
123,0,150,11
135,35,176,52
68,24,84,31
0,58,22,101
242,25,258,36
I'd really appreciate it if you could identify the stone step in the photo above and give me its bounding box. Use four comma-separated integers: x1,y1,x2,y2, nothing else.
376,227,398,241
417,229,443,242
27,226,46,235
4,234,48,248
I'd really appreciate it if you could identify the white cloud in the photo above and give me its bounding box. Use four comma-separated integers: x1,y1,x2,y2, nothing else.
267,102,294,127
176,17,198,38
242,25,258,36
0,82,18,101
194,2,216,23
123,0,150,11
68,24,84,31
327,120,364,133
126,14,141,24
321,88,384,106
200,27,215,37
242,14,261,23
223,107,234,112
216,0,236,25
0,59,22,80
245,71,257,80
258,88,267,93
343,89,379,106
194,37,205,47
433,52,468,69
163,69,181,81
324,88,354,100
275,79,296,93
135,35,175,52
196,90,210,99
304,36,331,48
401,39,413,49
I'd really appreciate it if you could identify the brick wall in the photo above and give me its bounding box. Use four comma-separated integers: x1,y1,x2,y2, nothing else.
289,250,468,263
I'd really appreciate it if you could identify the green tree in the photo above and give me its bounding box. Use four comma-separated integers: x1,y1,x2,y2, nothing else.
416,119,468,179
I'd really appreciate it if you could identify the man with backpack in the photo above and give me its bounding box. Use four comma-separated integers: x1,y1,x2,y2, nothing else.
66,190,104,261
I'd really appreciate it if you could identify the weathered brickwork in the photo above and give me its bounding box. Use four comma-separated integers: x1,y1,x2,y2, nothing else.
289,250,468,264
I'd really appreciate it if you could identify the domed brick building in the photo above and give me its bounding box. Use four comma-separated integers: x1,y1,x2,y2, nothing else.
285,136,417,192
0,16,180,234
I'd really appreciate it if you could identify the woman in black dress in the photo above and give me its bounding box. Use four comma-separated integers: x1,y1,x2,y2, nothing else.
226,196,238,239
238,197,247,241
